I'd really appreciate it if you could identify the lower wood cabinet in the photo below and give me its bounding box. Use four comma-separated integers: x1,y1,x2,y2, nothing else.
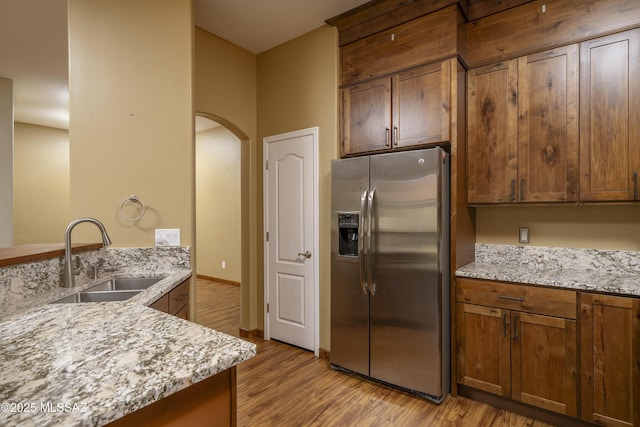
580,293,640,426
106,366,235,427
456,278,578,417
149,279,190,320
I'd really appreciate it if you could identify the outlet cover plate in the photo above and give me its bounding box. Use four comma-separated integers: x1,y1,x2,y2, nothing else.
155,229,181,247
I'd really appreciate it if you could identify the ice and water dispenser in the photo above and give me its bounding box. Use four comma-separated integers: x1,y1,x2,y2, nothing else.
337,212,359,257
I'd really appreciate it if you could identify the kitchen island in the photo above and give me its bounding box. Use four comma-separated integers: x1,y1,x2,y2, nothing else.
0,247,256,427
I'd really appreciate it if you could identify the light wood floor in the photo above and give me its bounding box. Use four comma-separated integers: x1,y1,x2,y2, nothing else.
195,278,552,427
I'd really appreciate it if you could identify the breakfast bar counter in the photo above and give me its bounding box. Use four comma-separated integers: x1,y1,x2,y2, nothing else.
0,247,256,427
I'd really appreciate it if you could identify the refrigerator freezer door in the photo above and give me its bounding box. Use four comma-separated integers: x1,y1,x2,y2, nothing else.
369,148,448,397
330,156,370,376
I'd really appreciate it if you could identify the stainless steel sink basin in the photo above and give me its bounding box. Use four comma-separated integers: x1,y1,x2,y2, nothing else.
52,290,141,304
85,277,165,292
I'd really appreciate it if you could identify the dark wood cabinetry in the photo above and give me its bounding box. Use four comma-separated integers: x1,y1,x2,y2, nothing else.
338,6,460,86
341,60,451,156
467,45,578,204
579,28,640,202
456,278,578,417
149,279,190,320
467,59,517,203
580,293,640,426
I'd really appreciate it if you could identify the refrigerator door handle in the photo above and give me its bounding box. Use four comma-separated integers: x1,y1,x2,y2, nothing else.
358,188,369,296
367,187,376,296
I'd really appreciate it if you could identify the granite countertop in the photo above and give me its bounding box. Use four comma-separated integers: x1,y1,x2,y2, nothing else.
0,269,257,427
456,244,640,297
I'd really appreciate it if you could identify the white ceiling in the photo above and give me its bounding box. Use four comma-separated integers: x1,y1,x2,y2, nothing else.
0,0,370,130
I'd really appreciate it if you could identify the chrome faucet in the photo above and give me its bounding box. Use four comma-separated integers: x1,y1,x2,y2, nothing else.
63,217,112,288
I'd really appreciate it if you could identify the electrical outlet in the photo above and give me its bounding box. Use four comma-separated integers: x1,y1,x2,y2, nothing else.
222,261,226,269
519,227,530,244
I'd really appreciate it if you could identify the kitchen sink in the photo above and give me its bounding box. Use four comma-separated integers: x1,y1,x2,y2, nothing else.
51,276,165,304
84,277,165,292
52,290,141,304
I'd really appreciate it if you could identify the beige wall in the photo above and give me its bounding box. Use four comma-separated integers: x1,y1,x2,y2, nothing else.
67,0,194,249
194,27,259,332
476,205,640,251
0,77,12,247
196,125,241,282
257,25,339,350
13,123,70,244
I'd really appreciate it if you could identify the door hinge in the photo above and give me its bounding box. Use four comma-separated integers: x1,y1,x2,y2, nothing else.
266,231,269,242
265,160,269,170
267,303,270,313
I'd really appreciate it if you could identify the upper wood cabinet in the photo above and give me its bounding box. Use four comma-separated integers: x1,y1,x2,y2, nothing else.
579,28,640,202
580,292,640,426
467,44,579,204
467,59,518,203
342,60,451,156
339,6,460,86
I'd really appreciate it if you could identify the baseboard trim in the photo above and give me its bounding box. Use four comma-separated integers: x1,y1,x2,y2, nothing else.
318,348,330,360
239,328,264,339
197,274,240,287
458,384,591,427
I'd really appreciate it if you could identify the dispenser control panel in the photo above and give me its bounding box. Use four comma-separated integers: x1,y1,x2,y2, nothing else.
337,212,359,257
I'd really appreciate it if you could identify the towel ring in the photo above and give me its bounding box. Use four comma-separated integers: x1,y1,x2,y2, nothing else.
119,195,146,222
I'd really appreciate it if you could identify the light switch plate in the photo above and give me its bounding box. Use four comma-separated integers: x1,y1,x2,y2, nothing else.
519,227,530,244
155,229,181,247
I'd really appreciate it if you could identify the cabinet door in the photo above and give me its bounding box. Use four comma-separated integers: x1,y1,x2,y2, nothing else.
393,61,450,149
511,312,577,417
517,45,578,202
341,78,391,156
580,28,640,202
580,293,640,426
467,60,518,204
456,303,511,397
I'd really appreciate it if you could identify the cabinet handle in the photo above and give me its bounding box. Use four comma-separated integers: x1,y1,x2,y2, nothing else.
520,179,525,201
497,294,525,302
502,314,508,337
175,293,189,302
393,126,399,147
385,128,390,147
510,180,515,201
513,314,519,339
634,171,638,200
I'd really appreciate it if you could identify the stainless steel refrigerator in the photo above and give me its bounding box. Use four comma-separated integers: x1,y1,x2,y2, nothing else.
330,147,450,403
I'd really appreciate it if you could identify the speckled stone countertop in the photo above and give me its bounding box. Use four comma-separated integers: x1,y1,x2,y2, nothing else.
0,247,257,427
456,244,640,297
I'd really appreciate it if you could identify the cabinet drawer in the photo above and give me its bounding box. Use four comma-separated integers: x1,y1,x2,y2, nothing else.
340,6,458,85
175,303,189,321
169,280,190,315
149,294,169,313
456,277,576,319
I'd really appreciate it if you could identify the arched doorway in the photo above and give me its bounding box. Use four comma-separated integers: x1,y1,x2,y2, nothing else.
195,112,249,335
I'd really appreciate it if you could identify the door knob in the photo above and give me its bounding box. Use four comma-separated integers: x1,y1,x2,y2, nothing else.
298,251,312,259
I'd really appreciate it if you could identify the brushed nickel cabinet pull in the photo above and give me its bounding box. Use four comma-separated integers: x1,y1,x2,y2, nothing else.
393,126,399,147
385,128,390,147
520,178,525,201
510,180,515,202
634,171,638,200
497,294,525,302
513,314,519,339
503,314,508,337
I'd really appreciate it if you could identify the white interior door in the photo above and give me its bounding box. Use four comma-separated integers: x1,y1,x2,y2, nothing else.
264,127,318,353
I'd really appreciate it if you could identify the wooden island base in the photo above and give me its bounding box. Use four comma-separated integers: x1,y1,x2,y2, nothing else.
107,366,236,427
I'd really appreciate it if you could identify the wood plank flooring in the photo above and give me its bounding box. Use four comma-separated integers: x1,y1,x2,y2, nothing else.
195,278,552,427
